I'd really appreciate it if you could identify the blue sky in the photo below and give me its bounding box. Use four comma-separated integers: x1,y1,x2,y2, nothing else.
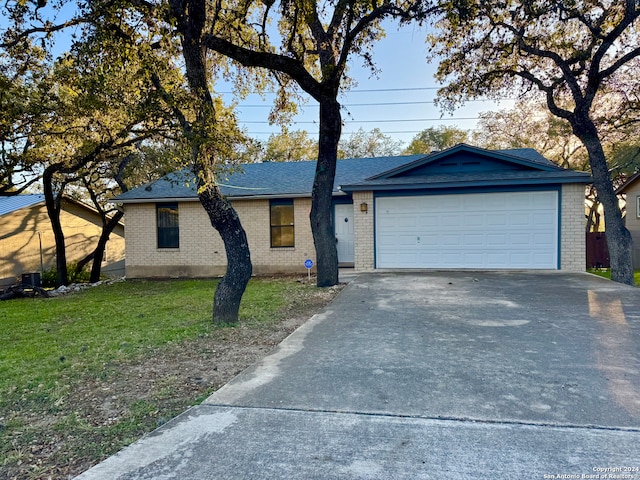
223,22,515,146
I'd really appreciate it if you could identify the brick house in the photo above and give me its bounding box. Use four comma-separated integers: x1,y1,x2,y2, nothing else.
0,194,125,286
114,144,589,278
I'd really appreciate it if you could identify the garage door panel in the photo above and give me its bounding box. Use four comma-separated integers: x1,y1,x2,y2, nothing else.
420,234,439,246
486,233,507,247
465,216,485,227
441,215,462,227
510,233,531,246
510,214,531,226
463,234,484,246
376,191,558,269
486,213,508,226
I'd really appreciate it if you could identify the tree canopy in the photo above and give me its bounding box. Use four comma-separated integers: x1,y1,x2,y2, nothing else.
403,125,469,154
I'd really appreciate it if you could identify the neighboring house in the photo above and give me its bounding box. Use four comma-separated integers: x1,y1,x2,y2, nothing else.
616,173,640,268
0,194,125,286
114,144,590,278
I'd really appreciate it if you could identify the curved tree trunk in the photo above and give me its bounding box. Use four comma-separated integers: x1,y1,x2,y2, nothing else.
574,118,634,285
43,167,68,287
89,211,124,282
312,97,341,287
198,185,252,324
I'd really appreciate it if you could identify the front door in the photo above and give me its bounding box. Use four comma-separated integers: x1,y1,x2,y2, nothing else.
334,203,355,264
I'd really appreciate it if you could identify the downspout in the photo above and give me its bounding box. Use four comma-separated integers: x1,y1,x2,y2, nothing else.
37,231,44,277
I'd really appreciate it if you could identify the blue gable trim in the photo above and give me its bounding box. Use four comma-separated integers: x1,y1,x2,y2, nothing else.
366,144,561,181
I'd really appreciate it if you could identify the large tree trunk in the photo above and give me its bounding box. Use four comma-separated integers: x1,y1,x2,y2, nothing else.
311,97,341,287
166,0,253,323
198,185,252,324
43,168,68,286
90,211,124,282
574,118,634,285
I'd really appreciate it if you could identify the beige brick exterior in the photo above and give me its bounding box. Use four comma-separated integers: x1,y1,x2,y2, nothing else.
125,185,586,278
560,184,587,272
352,191,374,270
0,200,125,286
124,198,317,278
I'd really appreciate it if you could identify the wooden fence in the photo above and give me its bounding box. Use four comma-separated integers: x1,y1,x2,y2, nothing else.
586,232,610,269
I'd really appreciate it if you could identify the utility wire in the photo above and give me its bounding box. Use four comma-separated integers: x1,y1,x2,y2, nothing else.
218,86,443,95
237,99,509,108
240,117,480,124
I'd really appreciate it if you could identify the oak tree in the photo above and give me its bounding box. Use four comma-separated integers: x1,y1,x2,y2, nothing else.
403,125,469,154
197,0,436,286
429,0,640,284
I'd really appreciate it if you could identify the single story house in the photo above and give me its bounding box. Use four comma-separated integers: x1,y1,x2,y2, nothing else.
0,194,125,286
114,144,589,278
615,173,640,268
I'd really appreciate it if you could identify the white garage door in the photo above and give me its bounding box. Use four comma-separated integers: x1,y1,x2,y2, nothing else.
375,191,558,269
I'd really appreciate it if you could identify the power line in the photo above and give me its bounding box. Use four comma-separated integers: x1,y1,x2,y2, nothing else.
247,128,481,136
236,99,509,108
240,117,480,124
218,86,443,95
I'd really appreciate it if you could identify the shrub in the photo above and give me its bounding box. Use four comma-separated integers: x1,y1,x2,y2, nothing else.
42,263,92,287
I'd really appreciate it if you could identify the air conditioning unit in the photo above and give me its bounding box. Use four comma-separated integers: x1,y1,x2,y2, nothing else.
21,273,42,288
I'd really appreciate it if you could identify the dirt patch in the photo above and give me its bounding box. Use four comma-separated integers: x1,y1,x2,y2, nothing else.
1,282,343,480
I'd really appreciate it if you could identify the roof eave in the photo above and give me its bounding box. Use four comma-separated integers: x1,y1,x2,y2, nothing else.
341,175,591,192
114,191,349,204
615,171,640,194
114,196,200,204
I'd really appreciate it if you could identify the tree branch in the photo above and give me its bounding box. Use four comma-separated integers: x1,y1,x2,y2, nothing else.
201,35,322,100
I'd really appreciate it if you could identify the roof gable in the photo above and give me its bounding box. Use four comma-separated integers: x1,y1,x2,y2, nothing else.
616,171,640,195
368,144,561,181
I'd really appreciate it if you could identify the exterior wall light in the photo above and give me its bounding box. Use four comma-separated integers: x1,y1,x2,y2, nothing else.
360,202,368,213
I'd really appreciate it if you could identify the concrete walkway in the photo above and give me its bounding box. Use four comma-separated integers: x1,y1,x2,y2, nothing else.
76,272,640,479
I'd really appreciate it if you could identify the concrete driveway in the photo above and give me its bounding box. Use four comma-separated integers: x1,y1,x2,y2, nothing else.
76,272,640,479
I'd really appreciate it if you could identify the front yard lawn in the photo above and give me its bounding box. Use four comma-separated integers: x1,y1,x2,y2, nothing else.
0,277,341,480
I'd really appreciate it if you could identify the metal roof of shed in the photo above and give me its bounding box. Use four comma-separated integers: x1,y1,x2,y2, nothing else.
0,194,45,216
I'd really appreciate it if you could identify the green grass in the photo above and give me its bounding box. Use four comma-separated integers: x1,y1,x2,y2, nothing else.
0,277,324,478
0,279,294,404
587,268,640,284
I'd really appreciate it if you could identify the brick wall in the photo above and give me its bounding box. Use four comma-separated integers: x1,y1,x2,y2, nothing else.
125,184,587,278
352,191,374,270
560,184,587,272
125,198,317,278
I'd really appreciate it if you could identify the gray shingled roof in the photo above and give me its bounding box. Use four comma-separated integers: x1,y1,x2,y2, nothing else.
494,148,558,168
0,194,45,216
114,147,589,203
114,155,426,202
